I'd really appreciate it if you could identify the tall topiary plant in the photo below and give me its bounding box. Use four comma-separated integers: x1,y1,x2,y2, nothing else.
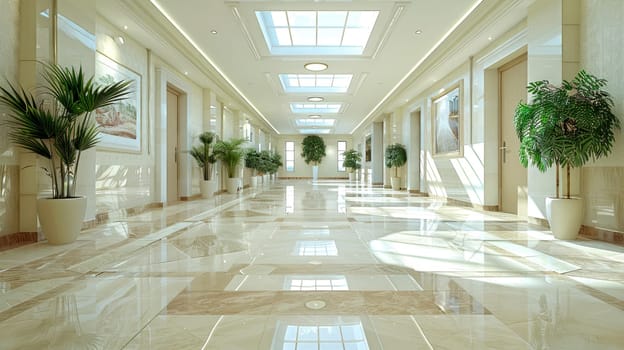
514,70,621,199
342,149,362,173
301,135,326,165
385,143,407,177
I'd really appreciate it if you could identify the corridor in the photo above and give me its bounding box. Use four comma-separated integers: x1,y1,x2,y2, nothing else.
1,180,623,349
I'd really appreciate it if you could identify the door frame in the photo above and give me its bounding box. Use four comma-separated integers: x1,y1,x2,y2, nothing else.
154,67,192,204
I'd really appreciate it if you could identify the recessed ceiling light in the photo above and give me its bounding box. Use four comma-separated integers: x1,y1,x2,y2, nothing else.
211,30,218,35
415,29,422,34
309,115,321,118
307,97,324,102
184,71,189,75
123,25,128,30
116,36,125,45
488,36,493,41
304,62,328,72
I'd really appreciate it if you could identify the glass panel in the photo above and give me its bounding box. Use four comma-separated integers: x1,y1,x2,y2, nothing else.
275,28,292,46
285,325,298,341
288,11,316,27
319,326,341,341
271,11,289,26
298,326,318,341
318,11,347,26
342,28,369,47
291,28,316,45
317,28,343,46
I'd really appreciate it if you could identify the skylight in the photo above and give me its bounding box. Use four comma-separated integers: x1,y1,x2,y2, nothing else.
299,129,332,135
287,276,349,291
295,119,335,127
295,240,338,256
256,10,379,55
280,74,353,93
275,322,369,350
291,103,342,114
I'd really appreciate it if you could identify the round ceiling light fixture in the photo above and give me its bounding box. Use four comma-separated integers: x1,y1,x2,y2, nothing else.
304,62,328,72
307,96,324,102
308,115,321,119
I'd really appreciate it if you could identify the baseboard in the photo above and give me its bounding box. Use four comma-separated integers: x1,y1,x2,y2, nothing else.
180,194,202,201
0,231,38,251
580,225,624,245
435,196,499,212
527,216,549,227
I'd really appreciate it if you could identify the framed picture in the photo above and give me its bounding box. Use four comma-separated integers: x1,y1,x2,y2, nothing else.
365,136,371,162
95,52,141,152
432,81,462,156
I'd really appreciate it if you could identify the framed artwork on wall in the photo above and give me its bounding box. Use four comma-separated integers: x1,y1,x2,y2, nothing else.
365,136,371,162
95,52,141,152
432,81,463,157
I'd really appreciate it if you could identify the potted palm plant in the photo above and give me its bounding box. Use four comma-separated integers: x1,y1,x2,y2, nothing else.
514,70,620,239
244,149,261,187
214,138,245,194
385,143,407,190
342,149,362,181
301,135,326,181
190,131,217,198
0,63,131,244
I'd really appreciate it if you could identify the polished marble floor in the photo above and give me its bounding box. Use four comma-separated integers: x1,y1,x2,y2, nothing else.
1,180,624,349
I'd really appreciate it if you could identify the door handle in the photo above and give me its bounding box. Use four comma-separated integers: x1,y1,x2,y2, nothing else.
500,141,507,163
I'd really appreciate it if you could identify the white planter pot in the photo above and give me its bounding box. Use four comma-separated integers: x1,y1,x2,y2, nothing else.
312,165,319,181
263,174,270,184
250,176,259,188
391,176,401,190
546,197,583,240
226,177,241,194
200,180,217,198
37,197,86,245
348,172,355,181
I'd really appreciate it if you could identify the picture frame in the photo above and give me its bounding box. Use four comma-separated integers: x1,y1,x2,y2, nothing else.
432,81,463,157
95,52,141,152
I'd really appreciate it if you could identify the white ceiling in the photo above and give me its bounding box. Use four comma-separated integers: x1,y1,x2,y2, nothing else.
97,0,528,136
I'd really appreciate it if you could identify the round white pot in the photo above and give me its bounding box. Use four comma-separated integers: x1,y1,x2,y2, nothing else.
348,172,355,181
391,176,401,190
312,165,319,181
226,177,241,194
263,174,270,184
200,180,217,198
37,197,87,245
250,176,259,188
545,197,583,240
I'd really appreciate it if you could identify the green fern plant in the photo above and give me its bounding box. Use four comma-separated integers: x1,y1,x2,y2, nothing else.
0,63,131,198
301,135,326,166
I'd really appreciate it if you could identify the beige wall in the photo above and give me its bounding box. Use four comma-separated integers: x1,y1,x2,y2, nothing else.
0,0,20,237
579,0,624,232
276,135,353,179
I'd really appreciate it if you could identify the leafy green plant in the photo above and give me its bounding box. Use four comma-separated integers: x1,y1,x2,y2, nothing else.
244,149,261,176
0,63,131,198
342,149,362,172
190,131,217,181
257,150,273,175
385,143,407,177
268,151,282,175
301,135,326,165
514,70,621,198
214,138,245,178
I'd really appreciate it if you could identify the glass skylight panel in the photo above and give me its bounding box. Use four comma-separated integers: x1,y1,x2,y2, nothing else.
299,129,331,134
256,10,379,55
280,74,352,93
291,103,342,114
275,322,369,350
295,119,335,127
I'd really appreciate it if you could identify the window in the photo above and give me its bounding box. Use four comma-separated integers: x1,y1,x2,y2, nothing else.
337,141,347,172
256,10,379,55
285,141,295,172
